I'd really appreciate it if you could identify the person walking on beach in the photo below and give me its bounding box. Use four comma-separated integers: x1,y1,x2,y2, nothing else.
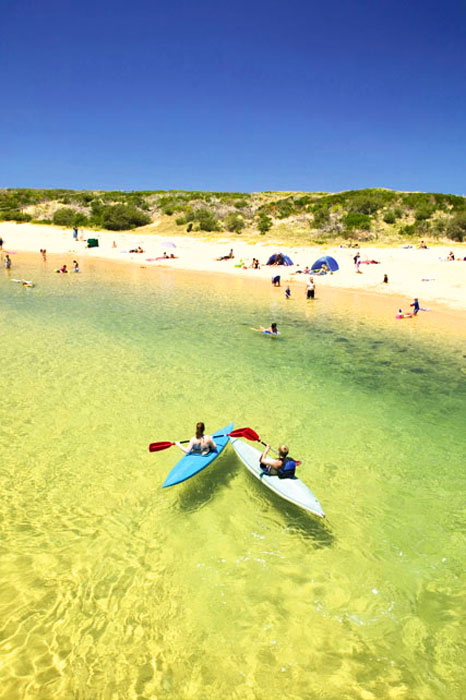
285,286,291,299
5,254,11,269
306,277,315,299
354,251,361,273
410,298,420,315
175,422,217,455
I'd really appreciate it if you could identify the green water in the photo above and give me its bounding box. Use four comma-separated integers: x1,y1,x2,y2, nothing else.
1,257,465,700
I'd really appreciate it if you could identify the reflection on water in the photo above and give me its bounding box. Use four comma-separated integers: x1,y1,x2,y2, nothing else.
0,256,465,699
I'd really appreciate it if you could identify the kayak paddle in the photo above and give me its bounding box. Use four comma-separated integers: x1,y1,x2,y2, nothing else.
148,427,259,453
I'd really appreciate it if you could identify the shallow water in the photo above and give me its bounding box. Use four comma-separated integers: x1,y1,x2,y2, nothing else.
1,256,465,700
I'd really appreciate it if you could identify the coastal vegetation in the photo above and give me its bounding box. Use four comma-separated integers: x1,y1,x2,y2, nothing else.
1,187,465,243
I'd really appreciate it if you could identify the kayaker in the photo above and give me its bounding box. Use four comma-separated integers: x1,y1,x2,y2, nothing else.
259,444,296,478
176,422,217,455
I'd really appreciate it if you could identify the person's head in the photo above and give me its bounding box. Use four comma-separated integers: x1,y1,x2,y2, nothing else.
271,323,277,332
278,444,289,459
195,422,205,438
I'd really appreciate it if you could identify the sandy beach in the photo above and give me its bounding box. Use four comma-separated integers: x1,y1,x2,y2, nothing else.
2,220,465,322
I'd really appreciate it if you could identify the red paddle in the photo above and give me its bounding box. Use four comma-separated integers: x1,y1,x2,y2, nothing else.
148,426,259,453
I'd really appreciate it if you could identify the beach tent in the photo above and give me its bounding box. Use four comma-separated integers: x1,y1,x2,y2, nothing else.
266,253,294,266
311,255,339,272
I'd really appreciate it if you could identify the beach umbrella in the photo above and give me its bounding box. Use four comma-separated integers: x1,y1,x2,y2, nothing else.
311,255,339,272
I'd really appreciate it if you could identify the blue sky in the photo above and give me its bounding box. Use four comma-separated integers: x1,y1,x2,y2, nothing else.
1,0,465,193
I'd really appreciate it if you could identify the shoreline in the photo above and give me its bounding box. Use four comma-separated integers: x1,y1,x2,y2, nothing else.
2,221,466,336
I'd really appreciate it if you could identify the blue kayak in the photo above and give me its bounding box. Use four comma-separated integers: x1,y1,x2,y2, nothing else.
162,422,234,488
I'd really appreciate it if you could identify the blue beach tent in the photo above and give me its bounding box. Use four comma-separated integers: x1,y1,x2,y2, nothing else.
266,253,294,266
311,255,339,272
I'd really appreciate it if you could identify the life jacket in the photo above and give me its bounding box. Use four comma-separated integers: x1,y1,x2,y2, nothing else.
277,457,296,479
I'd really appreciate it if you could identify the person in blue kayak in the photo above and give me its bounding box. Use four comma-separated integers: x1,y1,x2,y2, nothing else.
259,444,296,478
176,422,217,455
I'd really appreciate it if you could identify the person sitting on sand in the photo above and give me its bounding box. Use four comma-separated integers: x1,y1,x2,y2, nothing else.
217,249,234,261
447,251,455,261
175,422,217,455
419,240,428,249
58,264,68,273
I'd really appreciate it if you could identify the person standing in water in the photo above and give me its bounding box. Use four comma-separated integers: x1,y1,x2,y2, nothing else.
176,422,217,455
306,277,315,299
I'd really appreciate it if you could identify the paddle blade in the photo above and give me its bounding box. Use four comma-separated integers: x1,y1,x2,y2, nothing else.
148,441,175,453
230,427,260,441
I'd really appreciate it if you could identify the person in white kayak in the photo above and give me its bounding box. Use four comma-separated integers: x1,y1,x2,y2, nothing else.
176,422,217,455
259,444,297,478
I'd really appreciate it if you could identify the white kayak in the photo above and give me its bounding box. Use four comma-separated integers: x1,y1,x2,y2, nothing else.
230,437,325,518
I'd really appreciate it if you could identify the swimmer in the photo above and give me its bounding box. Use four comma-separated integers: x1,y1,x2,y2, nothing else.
253,323,280,335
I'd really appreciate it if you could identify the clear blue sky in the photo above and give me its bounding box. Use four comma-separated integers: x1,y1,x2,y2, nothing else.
1,0,465,194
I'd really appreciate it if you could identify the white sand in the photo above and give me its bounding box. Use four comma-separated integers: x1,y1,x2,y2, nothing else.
1,221,465,312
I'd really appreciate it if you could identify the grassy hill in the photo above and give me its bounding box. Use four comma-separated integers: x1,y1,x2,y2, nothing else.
1,187,465,244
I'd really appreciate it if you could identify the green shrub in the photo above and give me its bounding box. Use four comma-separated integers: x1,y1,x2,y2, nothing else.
257,213,272,235
224,213,245,233
447,213,466,242
53,207,76,226
383,210,396,224
73,212,89,227
195,208,221,231
414,206,435,221
344,212,371,230
175,216,186,226
312,204,330,228
0,209,32,222
401,224,416,236
100,204,151,230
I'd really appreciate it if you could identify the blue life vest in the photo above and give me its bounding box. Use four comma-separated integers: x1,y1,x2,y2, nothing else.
277,457,296,479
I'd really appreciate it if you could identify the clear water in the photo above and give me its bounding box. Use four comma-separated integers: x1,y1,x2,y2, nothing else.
1,256,465,700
